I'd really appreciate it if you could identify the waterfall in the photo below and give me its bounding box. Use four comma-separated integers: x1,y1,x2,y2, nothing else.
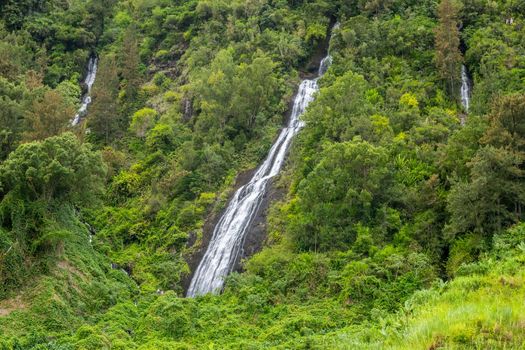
460,64,470,113
186,55,332,298
72,56,98,126
318,56,333,76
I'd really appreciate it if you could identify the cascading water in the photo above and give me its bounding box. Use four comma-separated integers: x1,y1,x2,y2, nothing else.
72,56,98,126
187,53,333,298
460,64,470,113
459,64,471,126
318,55,333,76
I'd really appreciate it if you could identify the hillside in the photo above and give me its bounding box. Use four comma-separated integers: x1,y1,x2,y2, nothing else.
1,0,525,349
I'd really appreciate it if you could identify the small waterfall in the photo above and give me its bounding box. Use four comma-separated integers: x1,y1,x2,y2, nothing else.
318,22,338,76
318,56,333,76
460,64,470,113
72,56,98,126
186,52,333,298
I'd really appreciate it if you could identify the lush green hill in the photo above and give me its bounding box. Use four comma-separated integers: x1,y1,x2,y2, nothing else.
0,205,137,345
1,0,525,349
306,225,525,349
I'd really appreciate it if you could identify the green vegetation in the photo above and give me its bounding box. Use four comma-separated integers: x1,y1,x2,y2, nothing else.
1,0,525,348
0,133,105,297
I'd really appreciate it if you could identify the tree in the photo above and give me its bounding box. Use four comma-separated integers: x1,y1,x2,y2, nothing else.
191,48,236,141
438,114,487,180
231,54,279,132
0,0,47,29
0,77,27,160
392,92,421,132
192,50,281,145
482,94,525,152
83,0,118,39
303,71,373,144
120,25,142,115
0,132,106,205
446,146,525,238
359,0,394,17
446,94,525,239
288,139,394,252
0,132,105,294
88,55,120,144
130,107,158,138
435,0,462,97
23,89,74,142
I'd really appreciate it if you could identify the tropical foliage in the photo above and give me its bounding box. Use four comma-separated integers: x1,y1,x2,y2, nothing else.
1,0,525,348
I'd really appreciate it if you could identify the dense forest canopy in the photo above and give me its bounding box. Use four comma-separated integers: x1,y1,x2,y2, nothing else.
1,0,525,348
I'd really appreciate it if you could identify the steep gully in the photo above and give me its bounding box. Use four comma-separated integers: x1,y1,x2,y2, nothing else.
186,32,336,298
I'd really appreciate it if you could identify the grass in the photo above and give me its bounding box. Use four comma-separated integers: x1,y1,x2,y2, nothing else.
2,218,525,349
0,208,137,347
298,252,525,350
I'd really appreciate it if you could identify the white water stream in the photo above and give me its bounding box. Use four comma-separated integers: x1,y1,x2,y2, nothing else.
460,65,470,112
187,53,333,297
459,64,471,126
72,56,98,126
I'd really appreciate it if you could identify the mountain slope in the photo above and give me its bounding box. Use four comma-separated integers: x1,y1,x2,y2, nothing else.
1,0,525,349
